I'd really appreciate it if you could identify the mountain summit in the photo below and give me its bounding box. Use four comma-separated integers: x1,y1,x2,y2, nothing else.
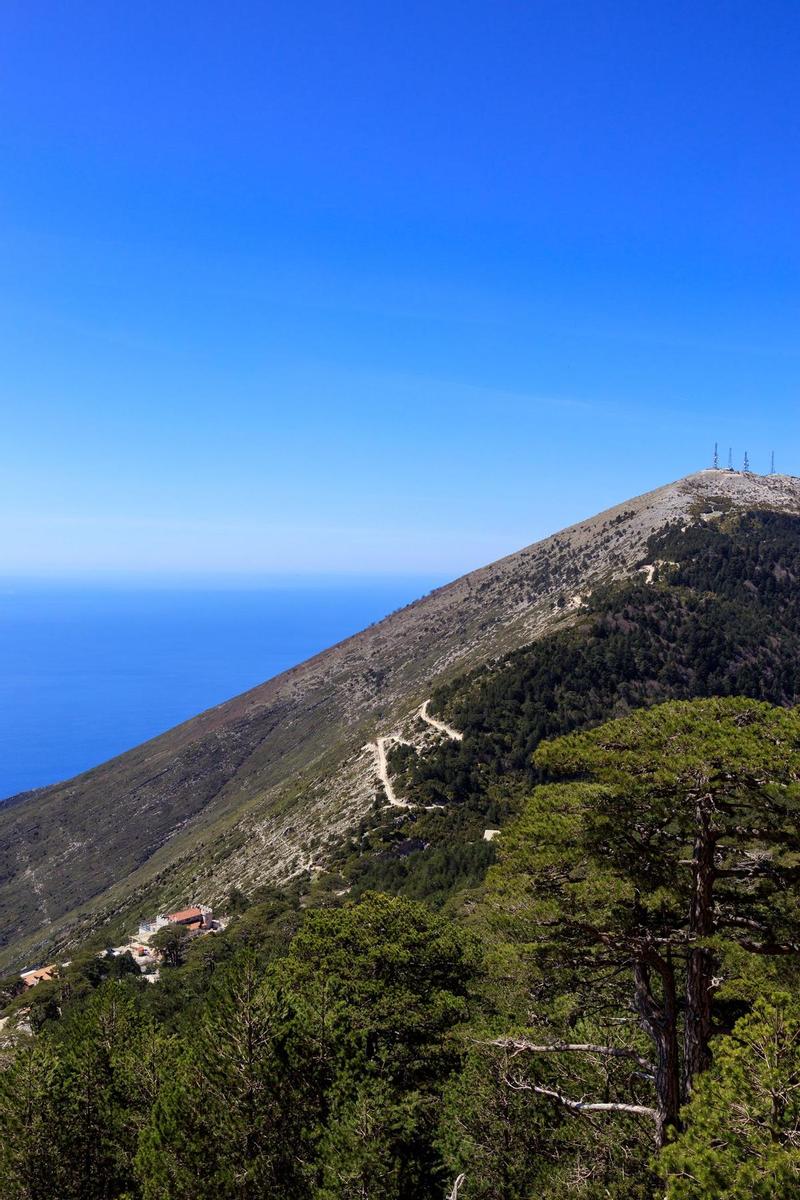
3,469,800,968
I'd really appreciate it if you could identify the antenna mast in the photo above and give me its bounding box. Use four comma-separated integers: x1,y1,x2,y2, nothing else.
743,450,751,473
770,450,775,475
728,447,733,470
713,442,719,469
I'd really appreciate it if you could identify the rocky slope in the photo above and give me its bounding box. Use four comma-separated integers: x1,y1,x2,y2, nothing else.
3,468,800,969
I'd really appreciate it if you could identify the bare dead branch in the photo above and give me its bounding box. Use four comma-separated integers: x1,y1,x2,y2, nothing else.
447,1173,466,1200
488,1037,655,1075
505,1077,659,1122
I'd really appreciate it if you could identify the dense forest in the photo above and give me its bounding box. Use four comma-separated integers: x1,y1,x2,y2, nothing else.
4,512,800,1198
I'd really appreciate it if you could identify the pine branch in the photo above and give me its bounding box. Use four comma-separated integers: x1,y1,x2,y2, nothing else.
739,939,800,956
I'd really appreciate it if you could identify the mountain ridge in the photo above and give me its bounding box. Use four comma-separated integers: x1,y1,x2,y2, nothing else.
3,468,800,969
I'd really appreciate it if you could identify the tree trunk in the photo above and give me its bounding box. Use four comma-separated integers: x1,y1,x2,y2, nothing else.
633,955,680,1147
684,793,716,1096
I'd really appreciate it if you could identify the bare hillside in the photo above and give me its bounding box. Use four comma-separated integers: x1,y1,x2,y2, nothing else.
3,469,799,968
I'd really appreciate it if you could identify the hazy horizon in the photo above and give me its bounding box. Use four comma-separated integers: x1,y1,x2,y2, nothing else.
0,573,444,798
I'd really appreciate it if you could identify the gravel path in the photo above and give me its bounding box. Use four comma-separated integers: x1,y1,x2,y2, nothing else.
367,736,410,807
418,699,463,742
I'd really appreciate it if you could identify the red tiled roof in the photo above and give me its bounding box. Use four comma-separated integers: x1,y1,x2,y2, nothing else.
166,906,204,923
21,965,56,987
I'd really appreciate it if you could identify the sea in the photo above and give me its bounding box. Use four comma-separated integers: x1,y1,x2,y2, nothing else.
0,576,442,800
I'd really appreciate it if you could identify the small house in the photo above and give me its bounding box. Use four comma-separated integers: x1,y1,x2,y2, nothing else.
165,904,213,931
20,965,56,989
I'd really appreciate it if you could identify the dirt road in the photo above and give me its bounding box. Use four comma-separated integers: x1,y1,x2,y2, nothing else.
418,699,463,742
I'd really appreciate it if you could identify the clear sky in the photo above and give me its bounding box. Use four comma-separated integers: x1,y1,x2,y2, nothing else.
2,1,798,580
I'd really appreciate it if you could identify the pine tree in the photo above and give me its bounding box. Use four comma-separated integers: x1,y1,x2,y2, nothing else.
438,1044,554,1200
0,1038,67,1200
55,982,156,1199
138,953,314,1200
276,892,478,1198
316,1078,427,1200
660,995,800,1197
486,698,800,1148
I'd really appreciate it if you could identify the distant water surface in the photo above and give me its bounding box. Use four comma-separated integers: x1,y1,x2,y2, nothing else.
0,577,442,799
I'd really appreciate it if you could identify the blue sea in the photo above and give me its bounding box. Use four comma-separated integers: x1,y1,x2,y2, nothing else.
0,577,441,800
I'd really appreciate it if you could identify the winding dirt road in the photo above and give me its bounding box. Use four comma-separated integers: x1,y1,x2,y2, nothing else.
366,698,462,809
367,736,410,808
418,699,463,742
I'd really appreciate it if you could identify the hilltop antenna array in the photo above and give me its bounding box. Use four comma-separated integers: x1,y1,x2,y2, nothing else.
710,446,782,475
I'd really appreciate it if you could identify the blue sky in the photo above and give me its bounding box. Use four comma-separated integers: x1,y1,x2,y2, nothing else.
2,1,798,579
